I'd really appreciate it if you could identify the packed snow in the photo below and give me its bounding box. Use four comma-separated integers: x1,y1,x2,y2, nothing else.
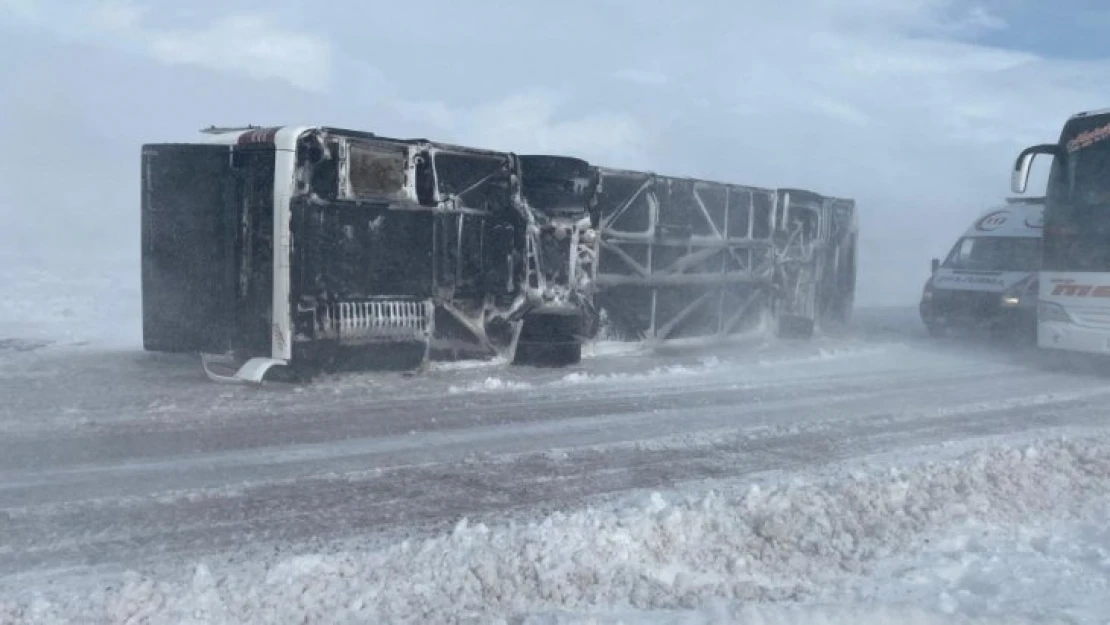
4,259,1109,624
404,345,898,402
448,377,536,394
3,433,1108,624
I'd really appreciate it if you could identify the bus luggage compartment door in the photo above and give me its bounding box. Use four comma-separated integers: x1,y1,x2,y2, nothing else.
141,144,238,354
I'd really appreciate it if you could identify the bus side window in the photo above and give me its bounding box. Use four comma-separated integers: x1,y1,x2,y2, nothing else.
309,141,339,200
415,151,436,207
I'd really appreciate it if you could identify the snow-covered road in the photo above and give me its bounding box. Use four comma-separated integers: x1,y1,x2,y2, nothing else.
3,307,1110,623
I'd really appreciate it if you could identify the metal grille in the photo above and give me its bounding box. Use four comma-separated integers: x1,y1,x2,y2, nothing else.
931,290,1001,318
321,299,433,343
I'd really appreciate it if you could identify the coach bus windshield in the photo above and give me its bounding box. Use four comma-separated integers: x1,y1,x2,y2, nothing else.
1044,116,1110,272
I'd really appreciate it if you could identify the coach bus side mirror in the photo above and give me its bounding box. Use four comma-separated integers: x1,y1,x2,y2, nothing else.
1012,144,1062,194
931,258,939,274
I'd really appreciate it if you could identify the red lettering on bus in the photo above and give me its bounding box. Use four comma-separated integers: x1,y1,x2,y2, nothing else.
1050,283,1110,297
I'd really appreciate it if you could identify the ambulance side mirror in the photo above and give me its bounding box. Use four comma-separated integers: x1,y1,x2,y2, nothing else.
931,258,939,274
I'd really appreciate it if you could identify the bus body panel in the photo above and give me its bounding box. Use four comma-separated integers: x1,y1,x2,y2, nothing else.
141,124,860,380
1032,111,1110,355
140,143,240,354
1038,270,1110,353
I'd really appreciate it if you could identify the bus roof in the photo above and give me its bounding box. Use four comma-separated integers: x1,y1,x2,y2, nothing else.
961,199,1044,239
195,126,278,146
1069,108,1110,120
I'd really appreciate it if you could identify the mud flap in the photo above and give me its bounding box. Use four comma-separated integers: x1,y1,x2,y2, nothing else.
201,353,287,385
514,310,583,366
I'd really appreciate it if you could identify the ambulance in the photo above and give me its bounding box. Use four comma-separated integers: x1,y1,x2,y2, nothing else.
919,198,1043,339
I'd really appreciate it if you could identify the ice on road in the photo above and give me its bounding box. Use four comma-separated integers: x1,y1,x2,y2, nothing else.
2,307,1110,623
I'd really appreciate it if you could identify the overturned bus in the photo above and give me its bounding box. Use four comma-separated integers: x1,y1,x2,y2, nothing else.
591,172,857,344
140,125,857,382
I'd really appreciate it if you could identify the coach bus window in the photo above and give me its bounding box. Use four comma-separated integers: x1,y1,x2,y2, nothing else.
1044,118,1110,272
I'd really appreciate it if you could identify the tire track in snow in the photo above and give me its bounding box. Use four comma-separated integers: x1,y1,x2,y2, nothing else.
3,372,1110,575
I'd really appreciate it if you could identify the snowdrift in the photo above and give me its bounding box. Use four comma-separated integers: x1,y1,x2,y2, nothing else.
3,433,1109,624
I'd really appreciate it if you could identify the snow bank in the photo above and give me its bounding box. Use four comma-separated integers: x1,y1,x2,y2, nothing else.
429,356,512,372
523,506,1110,624
852,511,1110,623
439,357,723,395
554,357,723,386
517,604,1028,625
4,435,1110,624
581,340,649,360
448,377,536,394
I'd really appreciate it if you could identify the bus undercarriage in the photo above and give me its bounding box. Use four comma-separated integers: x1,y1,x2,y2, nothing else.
141,126,858,382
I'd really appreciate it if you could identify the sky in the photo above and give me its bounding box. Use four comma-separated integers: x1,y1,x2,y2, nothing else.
1,0,1108,314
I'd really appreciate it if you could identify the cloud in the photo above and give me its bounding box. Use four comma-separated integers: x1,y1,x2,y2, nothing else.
611,68,670,87
547,0,1107,305
0,1,332,92
464,90,648,164
391,89,650,167
3,0,1110,310
148,15,331,92
86,0,145,32
790,0,1005,36
0,0,38,22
